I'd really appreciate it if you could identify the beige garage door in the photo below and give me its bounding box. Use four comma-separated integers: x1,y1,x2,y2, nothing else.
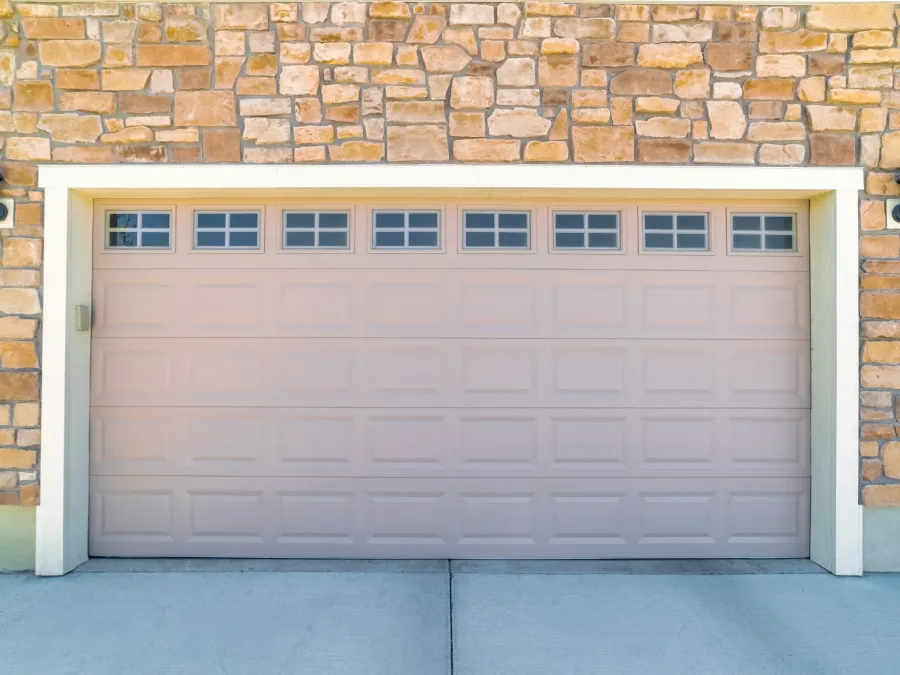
89,196,810,559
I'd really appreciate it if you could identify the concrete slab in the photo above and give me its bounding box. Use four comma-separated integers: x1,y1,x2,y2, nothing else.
0,570,450,675
452,573,900,675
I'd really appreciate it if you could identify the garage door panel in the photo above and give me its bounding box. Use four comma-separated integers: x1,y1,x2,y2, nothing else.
92,337,809,409
90,476,809,558
93,268,809,341
91,407,809,479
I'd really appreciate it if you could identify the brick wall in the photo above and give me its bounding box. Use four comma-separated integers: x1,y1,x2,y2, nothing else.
1,1,899,507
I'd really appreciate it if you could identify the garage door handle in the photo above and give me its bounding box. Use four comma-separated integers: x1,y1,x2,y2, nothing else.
74,305,91,332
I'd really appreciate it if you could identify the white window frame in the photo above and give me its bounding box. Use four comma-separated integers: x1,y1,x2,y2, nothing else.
282,210,351,251
103,210,173,251
729,212,799,255
36,164,863,577
193,210,262,251
551,210,621,252
461,210,531,251
640,211,711,253
371,209,442,250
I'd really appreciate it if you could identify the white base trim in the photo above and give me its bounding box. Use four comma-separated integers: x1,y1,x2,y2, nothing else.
35,164,864,576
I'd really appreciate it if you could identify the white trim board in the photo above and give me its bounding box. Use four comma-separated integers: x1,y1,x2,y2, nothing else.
36,164,864,576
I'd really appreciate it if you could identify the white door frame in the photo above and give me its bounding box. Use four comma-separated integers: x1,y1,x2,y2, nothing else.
35,164,864,576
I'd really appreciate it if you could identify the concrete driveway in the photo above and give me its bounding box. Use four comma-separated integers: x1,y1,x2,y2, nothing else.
1,560,899,675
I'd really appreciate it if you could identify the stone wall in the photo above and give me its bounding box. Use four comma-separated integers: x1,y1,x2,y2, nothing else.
1,1,900,507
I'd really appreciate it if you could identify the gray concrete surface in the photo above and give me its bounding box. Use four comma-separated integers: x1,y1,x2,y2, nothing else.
2,561,899,675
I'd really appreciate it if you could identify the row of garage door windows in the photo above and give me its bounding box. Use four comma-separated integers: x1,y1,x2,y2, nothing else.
107,210,798,254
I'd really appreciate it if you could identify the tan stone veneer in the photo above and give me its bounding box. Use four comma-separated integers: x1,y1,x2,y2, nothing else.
2,1,900,506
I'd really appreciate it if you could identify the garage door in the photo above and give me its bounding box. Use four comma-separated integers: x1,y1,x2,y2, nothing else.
89,197,810,559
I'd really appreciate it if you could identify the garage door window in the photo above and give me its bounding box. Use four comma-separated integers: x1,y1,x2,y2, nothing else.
106,211,171,249
553,212,619,251
642,213,708,251
194,212,260,250
731,214,796,252
283,211,350,249
463,211,530,249
373,211,440,249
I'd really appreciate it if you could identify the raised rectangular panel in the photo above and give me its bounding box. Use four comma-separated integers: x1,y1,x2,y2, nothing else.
548,493,627,544
185,413,263,463
728,492,805,541
280,344,354,396
552,347,626,394
366,415,446,468
97,281,174,334
276,492,355,542
729,415,806,465
96,491,174,538
552,284,626,331
368,282,444,331
278,282,354,330
188,492,264,541
460,282,535,331
458,416,537,467
638,493,716,543
730,344,807,399
729,283,803,337
550,417,627,466
277,415,354,465
462,345,535,394
641,416,716,464
187,345,263,403
91,412,170,463
641,347,714,398
641,284,713,331
459,493,536,543
94,347,172,401
369,344,444,395
190,283,265,330
366,492,447,543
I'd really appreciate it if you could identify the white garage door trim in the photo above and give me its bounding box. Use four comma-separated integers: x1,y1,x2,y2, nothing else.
36,164,863,576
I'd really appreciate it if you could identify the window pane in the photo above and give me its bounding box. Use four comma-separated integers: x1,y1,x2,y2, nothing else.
407,231,438,247
556,214,584,230
733,233,761,250
197,231,225,247
555,232,584,248
229,231,258,247
286,213,316,229
765,233,794,250
318,231,348,248
499,213,527,230
109,213,138,229
109,231,138,247
285,231,316,247
141,232,169,248
409,212,438,229
230,213,258,229
677,233,707,249
142,213,170,229
319,212,348,229
465,231,495,247
498,231,528,248
733,215,761,232
645,214,672,230
197,213,226,228
466,213,495,229
588,232,617,249
645,232,673,249
765,215,794,232
677,215,706,231
376,212,404,229
375,230,405,247
588,214,617,230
